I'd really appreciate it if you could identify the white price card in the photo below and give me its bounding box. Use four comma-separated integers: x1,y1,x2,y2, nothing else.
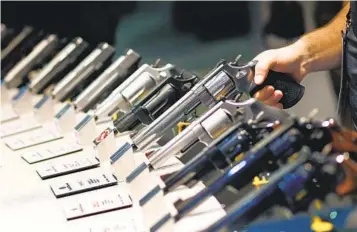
22,142,83,164
36,157,100,179
86,221,136,232
64,192,132,220
0,117,41,138
4,128,63,150
51,173,118,198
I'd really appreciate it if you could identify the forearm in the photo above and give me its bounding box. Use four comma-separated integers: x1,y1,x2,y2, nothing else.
294,3,349,74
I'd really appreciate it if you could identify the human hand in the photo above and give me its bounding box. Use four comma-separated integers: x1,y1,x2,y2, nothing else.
253,43,307,108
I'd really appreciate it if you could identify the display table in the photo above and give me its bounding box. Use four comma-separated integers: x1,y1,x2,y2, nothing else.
0,101,226,232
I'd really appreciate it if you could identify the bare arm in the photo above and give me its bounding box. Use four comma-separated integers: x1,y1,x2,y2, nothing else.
297,2,349,75
253,3,350,108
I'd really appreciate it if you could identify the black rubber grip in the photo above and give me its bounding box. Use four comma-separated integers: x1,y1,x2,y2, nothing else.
249,70,305,109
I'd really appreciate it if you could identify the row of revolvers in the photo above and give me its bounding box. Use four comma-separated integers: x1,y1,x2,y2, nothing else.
142,113,357,231
5,23,355,232
1,23,304,130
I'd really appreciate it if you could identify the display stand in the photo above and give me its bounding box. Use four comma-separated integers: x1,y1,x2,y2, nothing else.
93,127,117,162
11,87,33,114
34,95,55,122
74,113,97,146
54,103,77,134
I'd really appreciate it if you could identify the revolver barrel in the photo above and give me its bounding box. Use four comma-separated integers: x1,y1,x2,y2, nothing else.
74,49,141,112
51,42,115,102
4,34,59,88
29,37,89,94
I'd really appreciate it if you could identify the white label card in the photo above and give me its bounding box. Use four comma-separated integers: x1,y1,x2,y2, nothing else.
87,221,136,232
64,192,132,220
0,117,41,138
4,128,63,150
36,157,100,179
22,142,83,164
51,173,118,198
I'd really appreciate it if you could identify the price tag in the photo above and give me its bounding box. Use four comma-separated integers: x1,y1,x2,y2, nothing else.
22,142,83,164
36,157,100,179
0,117,41,138
86,221,136,232
4,128,63,150
64,192,132,220
50,173,118,198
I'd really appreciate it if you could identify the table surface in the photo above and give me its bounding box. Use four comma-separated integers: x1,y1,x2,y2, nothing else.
0,101,226,232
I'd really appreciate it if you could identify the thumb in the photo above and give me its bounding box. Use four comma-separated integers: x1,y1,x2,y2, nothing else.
253,53,275,85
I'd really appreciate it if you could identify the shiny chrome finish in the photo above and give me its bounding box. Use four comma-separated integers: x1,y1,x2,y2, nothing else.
94,62,175,119
29,37,88,94
74,49,140,112
4,34,59,88
51,43,115,101
131,63,237,150
149,100,238,169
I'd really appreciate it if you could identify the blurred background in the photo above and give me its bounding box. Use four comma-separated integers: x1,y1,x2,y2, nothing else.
1,1,345,121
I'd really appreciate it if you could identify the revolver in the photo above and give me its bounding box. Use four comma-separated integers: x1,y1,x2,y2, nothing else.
204,147,357,232
1,26,45,77
94,61,178,119
158,118,356,228
139,100,286,208
113,70,199,133
51,42,115,102
147,98,290,170
73,49,141,112
131,57,305,152
4,34,61,88
160,119,274,194
150,117,318,230
29,37,89,94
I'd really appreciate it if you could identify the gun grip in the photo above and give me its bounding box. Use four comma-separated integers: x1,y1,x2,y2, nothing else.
249,70,305,109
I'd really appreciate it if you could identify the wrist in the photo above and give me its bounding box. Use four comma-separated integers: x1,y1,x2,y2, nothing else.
290,39,313,78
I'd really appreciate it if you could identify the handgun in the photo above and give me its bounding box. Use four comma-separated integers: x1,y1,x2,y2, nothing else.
148,98,290,169
203,148,314,232
131,57,305,152
1,26,45,78
150,117,328,231
114,70,199,133
157,118,356,227
94,61,178,119
51,43,115,102
203,148,357,232
161,120,274,193
29,37,89,94
140,99,287,206
4,34,61,88
73,49,141,112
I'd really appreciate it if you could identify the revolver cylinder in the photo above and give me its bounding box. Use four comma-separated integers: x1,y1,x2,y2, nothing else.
132,62,237,151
